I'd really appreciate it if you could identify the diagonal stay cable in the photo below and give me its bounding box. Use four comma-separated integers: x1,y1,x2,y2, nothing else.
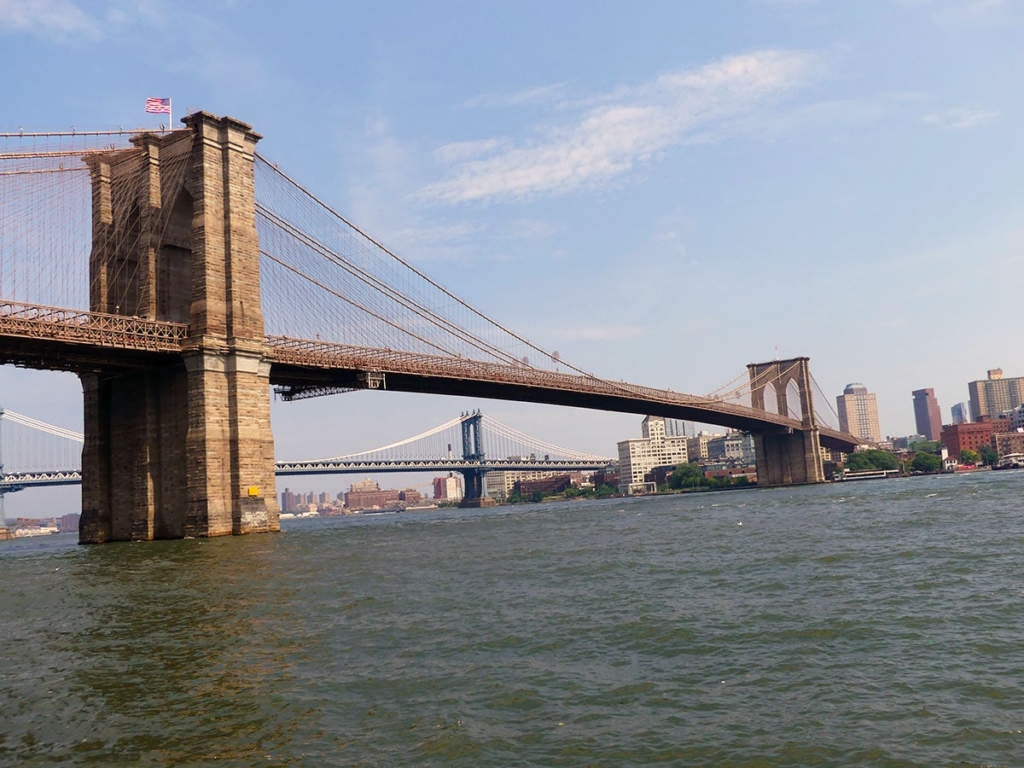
255,156,695,404
255,156,599,377
260,248,466,361
257,204,524,366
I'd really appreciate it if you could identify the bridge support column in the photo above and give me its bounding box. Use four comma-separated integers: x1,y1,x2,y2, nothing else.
79,112,279,543
752,430,824,487
458,412,495,507
747,357,825,488
80,370,189,542
459,468,495,508
182,349,277,536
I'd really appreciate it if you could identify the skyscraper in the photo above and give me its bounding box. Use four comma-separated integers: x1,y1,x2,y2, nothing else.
911,388,942,441
836,383,881,443
968,368,1024,421
951,402,969,425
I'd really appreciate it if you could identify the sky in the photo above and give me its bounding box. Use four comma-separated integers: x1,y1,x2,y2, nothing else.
1,0,1022,515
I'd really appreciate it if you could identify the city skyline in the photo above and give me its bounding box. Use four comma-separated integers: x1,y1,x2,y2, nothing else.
1,1,1022,516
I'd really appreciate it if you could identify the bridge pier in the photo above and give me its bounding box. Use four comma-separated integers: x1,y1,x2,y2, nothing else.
79,113,279,543
459,468,495,508
747,357,825,487
456,412,495,507
751,430,824,487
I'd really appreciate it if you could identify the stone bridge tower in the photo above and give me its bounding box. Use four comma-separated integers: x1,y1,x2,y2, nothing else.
746,357,825,487
79,112,279,542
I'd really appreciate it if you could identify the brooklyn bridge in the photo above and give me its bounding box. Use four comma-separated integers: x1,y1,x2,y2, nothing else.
0,112,860,543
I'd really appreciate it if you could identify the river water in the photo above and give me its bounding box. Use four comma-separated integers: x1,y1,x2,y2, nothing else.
2,470,1023,766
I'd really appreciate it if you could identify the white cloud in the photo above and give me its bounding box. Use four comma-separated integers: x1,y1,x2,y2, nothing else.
434,138,509,165
463,82,570,109
922,106,1001,129
420,50,820,204
0,0,98,37
0,0,170,40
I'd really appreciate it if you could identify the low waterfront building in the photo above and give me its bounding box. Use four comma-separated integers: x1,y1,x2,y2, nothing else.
432,474,464,502
704,466,757,483
344,478,401,510
485,469,583,501
591,467,619,491
58,514,79,533
514,474,572,498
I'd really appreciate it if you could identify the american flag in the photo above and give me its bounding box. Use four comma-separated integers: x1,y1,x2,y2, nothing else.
145,97,171,114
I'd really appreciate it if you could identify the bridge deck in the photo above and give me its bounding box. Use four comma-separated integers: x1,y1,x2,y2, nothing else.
0,305,860,452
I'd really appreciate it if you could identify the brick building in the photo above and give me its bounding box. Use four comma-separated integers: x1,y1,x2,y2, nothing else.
432,474,464,502
941,421,994,456
344,478,401,510
514,474,572,497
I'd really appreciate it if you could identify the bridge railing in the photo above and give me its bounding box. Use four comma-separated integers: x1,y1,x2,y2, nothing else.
0,300,188,351
0,303,857,448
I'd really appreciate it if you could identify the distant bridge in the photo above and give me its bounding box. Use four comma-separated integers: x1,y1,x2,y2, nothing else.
0,408,611,516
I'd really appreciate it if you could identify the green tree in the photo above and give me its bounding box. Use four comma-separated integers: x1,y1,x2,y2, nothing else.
669,463,704,490
845,453,874,471
959,449,979,465
595,484,617,498
846,449,898,471
912,452,942,473
979,448,999,466
531,490,544,503
912,440,943,455
869,450,899,470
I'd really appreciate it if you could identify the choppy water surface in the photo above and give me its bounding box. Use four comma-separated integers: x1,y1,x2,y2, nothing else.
2,470,1024,766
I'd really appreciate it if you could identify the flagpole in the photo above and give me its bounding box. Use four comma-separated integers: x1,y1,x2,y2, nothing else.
169,98,173,131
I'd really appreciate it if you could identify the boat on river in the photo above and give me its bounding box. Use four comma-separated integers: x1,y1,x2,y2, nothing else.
994,453,1024,470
